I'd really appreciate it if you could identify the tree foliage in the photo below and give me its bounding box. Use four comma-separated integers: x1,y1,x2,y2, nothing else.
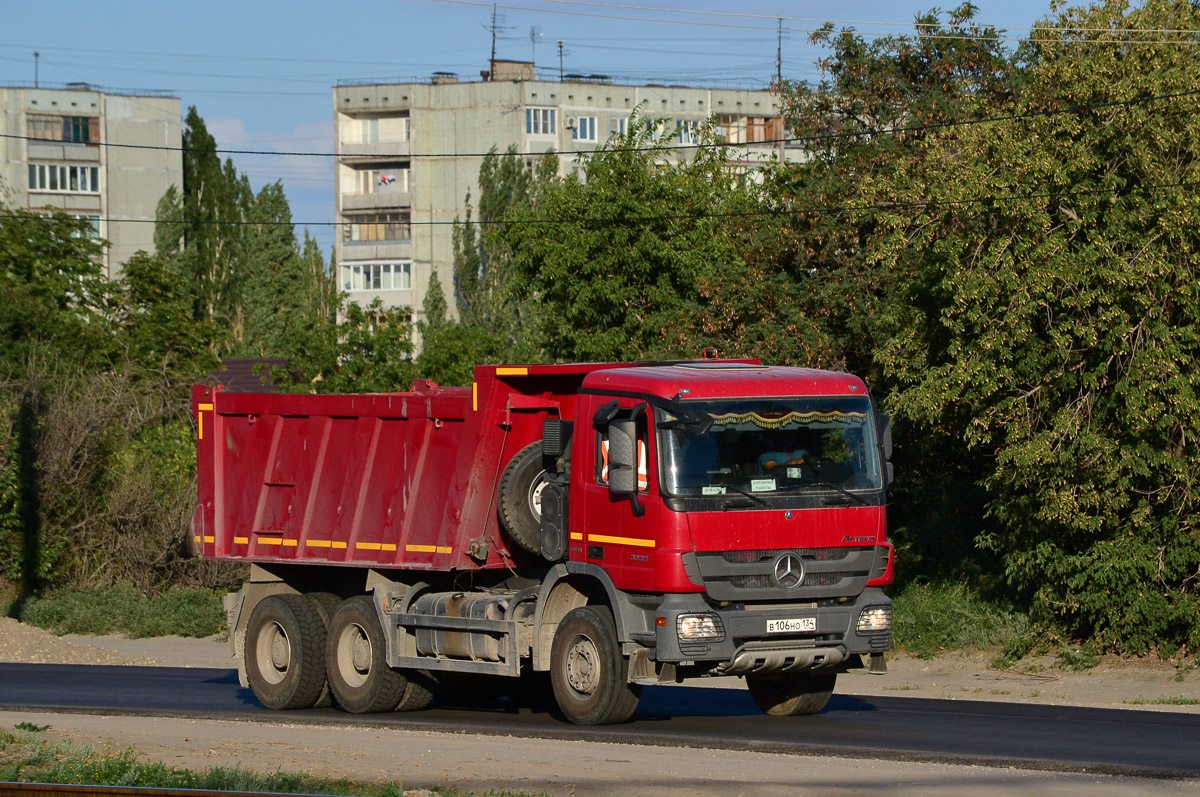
839,0,1200,653
503,114,747,361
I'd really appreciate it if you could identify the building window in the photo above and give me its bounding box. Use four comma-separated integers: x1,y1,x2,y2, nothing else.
342,211,411,243
341,262,412,292
27,114,99,143
572,116,597,141
678,120,700,145
28,163,100,193
526,107,556,135
71,214,101,239
343,114,410,144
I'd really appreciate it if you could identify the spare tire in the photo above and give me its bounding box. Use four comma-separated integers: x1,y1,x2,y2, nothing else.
498,441,547,554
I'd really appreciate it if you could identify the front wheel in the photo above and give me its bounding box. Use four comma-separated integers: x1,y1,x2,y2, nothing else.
550,606,641,725
326,595,408,713
746,672,837,716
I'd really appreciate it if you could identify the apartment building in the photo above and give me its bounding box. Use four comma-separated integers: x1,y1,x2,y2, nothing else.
0,85,182,277
333,61,794,324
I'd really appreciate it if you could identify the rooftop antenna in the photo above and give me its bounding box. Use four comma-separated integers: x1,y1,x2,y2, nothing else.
484,4,510,70
33,51,39,88
557,39,565,81
530,26,543,68
776,18,783,88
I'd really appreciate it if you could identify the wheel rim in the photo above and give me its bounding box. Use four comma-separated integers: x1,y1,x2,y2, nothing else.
255,621,291,685
564,632,600,696
527,477,546,521
336,622,372,688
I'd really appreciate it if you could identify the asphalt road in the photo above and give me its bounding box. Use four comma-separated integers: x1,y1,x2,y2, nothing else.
2,663,1197,779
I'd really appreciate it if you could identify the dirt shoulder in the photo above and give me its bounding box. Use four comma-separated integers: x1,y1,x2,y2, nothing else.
1,618,1198,796
2,616,1194,713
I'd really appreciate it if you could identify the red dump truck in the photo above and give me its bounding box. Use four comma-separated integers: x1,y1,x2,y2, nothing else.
192,358,893,725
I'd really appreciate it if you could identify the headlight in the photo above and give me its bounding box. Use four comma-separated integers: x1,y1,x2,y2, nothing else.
677,613,721,639
857,605,892,633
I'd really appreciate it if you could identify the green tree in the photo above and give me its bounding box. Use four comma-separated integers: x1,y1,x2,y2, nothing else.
504,114,745,361
0,208,114,377
416,270,504,386
865,0,1200,653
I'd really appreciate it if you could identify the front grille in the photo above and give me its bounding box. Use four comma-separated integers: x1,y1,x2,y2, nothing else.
721,547,851,564
694,546,879,601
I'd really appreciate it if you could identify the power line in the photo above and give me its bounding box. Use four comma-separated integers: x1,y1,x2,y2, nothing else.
6,178,1196,232
3,85,1198,161
433,0,1200,45
532,0,1200,36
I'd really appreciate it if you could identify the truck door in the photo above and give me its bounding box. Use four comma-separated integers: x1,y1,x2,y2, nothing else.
579,398,658,591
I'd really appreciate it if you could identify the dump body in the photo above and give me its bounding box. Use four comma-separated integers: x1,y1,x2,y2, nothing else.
192,363,652,570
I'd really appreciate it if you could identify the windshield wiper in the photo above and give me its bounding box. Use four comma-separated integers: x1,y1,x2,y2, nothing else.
793,478,868,506
717,484,771,509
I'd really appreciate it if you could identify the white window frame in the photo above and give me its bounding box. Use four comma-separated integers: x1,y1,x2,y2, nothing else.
572,116,597,142
341,262,412,292
28,163,101,194
526,107,557,136
678,120,700,145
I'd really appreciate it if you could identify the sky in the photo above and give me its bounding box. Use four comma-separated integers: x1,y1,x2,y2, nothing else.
2,0,1059,253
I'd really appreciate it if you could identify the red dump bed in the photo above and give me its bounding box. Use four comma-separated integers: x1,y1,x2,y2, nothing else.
192,363,631,571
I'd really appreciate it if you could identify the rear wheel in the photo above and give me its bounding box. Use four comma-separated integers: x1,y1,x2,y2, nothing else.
326,595,408,713
245,594,327,710
550,606,641,725
746,672,837,716
306,592,343,708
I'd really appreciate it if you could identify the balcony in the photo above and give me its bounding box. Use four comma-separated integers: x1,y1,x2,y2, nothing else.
341,191,412,211
340,140,410,159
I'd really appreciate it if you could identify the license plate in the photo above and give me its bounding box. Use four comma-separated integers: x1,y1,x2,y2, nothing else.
767,617,816,634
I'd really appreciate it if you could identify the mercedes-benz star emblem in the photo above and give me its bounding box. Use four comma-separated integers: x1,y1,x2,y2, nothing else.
772,552,805,589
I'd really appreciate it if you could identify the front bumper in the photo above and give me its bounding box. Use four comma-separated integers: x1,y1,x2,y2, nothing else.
653,587,892,675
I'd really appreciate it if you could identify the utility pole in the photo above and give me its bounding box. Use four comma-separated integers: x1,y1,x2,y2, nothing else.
776,20,784,164
557,40,564,81
33,52,39,88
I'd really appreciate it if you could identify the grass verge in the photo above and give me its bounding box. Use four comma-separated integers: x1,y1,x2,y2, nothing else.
8,585,225,638
1124,696,1200,706
0,726,543,796
891,581,1034,661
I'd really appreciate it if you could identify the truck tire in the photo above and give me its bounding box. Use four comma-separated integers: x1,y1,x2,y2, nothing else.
245,594,328,710
498,441,547,554
307,592,343,708
327,595,408,713
550,606,641,725
746,672,837,716
395,669,438,711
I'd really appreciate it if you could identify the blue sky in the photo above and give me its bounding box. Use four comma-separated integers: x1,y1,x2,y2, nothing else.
2,0,1059,252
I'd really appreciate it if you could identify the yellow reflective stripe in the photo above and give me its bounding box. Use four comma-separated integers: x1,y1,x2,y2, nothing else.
570,532,583,541
305,540,347,549
256,538,298,547
495,367,528,376
472,382,478,412
192,535,215,544
588,534,655,548
356,542,398,551
405,544,453,554
233,537,249,544
197,403,213,440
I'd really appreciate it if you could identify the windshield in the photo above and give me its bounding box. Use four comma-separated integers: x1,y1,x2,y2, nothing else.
660,397,882,497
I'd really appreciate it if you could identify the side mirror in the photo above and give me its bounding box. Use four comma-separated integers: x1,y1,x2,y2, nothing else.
607,418,638,497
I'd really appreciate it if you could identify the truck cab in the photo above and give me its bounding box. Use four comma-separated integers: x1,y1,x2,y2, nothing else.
536,362,893,721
